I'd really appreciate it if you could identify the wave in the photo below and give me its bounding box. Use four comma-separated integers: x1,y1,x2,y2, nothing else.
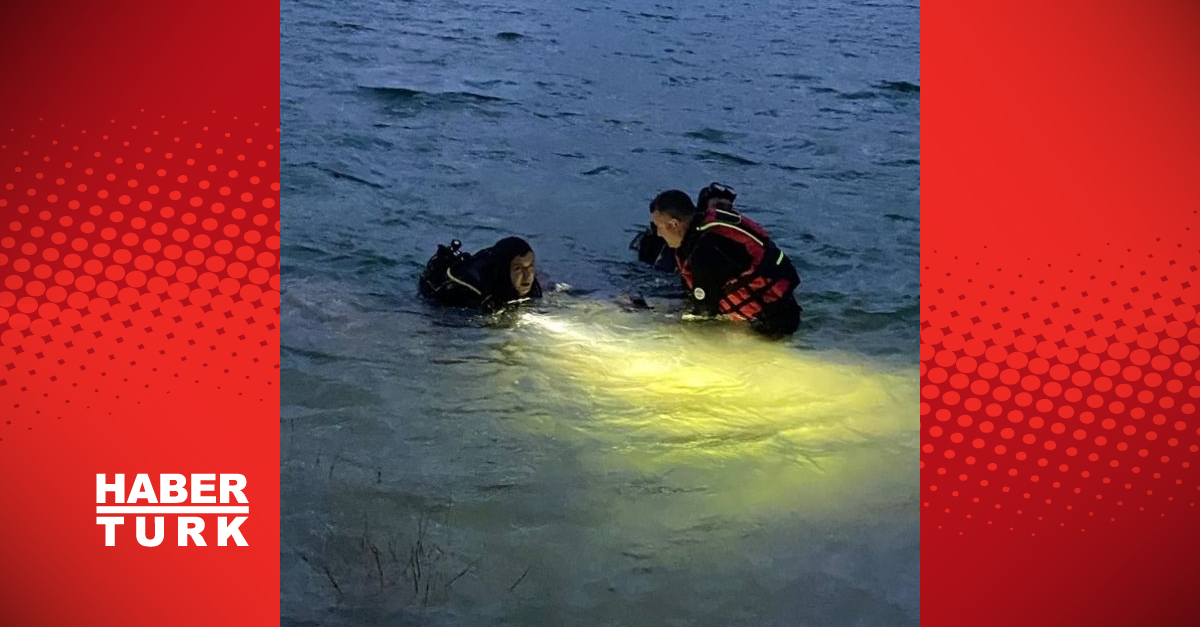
878,158,920,167
767,72,818,82
683,127,743,144
581,165,628,176
837,90,879,101
874,80,920,94
696,150,760,166
359,85,509,103
297,161,385,189
809,81,919,102
322,20,373,32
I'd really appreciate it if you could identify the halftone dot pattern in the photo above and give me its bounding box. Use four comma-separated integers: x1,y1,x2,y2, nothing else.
0,110,280,444
922,229,1200,534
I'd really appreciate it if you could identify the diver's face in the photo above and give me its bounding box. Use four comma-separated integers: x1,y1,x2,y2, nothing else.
650,210,687,248
510,252,536,296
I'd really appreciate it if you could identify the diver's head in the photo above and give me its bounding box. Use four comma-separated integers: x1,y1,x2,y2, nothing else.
649,189,696,249
491,236,537,297
510,251,536,296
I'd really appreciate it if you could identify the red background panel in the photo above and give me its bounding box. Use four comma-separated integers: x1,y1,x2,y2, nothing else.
924,0,1200,625
0,1,277,118
0,1,279,626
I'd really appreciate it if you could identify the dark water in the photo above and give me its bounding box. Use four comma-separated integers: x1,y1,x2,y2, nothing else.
281,0,919,625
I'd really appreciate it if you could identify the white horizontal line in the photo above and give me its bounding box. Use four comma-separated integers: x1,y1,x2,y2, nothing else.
96,506,250,514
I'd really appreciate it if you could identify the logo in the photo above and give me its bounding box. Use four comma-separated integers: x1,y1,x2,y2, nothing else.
693,287,706,300
95,474,249,547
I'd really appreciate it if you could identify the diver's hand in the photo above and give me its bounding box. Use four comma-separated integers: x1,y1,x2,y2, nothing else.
616,293,651,311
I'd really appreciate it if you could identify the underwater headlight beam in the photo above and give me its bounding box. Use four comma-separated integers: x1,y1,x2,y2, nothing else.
521,312,591,342
510,307,918,518
528,311,882,398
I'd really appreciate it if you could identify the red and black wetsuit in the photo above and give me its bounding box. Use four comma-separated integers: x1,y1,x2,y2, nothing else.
675,207,801,337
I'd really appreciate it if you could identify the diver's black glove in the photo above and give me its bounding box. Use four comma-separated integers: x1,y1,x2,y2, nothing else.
615,293,651,311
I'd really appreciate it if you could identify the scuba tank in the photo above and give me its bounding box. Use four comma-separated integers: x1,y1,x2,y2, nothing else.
418,239,469,298
696,181,737,213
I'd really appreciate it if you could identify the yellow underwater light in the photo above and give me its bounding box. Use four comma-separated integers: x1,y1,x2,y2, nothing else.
515,311,917,469
497,309,919,519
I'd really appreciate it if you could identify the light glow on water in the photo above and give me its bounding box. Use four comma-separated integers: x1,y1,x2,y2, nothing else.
514,309,917,515
281,279,920,625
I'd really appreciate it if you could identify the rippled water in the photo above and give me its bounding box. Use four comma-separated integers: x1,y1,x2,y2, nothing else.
281,0,919,625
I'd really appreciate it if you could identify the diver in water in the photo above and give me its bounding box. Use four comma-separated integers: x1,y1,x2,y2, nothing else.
648,186,802,338
629,182,744,271
418,236,542,313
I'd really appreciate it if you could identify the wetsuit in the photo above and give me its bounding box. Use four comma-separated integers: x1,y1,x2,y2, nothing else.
675,207,801,337
419,237,542,313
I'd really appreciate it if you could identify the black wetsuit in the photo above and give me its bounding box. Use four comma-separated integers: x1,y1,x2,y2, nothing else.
418,237,542,313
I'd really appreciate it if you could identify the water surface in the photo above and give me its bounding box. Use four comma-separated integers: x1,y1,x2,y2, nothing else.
281,0,919,624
